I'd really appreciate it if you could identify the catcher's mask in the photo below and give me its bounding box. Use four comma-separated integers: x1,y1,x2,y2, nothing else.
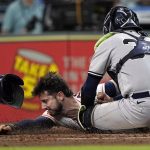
0,74,24,108
103,6,142,34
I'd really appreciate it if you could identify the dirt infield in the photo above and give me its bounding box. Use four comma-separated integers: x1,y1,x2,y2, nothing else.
0,127,150,146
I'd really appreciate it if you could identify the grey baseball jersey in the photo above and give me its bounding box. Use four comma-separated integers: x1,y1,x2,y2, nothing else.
90,30,150,96
89,30,150,130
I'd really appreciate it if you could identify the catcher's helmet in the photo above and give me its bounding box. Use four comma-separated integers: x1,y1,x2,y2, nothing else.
103,6,142,34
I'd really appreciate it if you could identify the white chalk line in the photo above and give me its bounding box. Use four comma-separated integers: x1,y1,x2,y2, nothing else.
49,137,150,140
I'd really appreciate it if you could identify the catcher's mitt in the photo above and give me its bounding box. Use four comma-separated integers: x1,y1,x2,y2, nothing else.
0,74,24,108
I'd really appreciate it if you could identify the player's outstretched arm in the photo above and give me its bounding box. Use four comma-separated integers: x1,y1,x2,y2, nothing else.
0,116,55,134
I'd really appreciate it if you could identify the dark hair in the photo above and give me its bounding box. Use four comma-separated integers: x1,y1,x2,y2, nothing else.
32,72,73,97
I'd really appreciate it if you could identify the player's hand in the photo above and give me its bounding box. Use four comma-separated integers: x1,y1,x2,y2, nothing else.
0,124,12,134
96,92,113,104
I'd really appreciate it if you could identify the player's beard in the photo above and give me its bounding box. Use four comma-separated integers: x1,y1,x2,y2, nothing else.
47,102,63,116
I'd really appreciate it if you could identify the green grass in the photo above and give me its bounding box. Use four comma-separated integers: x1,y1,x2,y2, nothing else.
0,145,150,150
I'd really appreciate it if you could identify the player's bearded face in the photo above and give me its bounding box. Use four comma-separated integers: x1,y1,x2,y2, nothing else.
47,97,63,116
40,91,63,116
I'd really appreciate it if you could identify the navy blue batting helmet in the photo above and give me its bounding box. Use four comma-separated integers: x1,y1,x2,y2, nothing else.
103,6,142,34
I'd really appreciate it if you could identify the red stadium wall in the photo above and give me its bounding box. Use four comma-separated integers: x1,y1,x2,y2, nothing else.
0,34,110,122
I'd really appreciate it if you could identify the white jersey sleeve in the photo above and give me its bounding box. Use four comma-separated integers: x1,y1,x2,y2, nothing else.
96,83,105,94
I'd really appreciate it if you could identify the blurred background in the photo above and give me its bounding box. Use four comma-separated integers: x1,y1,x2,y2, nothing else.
0,0,150,122
0,0,150,34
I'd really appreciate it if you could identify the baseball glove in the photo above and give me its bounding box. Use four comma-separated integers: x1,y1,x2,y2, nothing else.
0,74,24,108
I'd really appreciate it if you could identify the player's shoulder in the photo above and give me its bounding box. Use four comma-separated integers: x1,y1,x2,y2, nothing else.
5,1,22,15
94,32,118,50
8,1,19,9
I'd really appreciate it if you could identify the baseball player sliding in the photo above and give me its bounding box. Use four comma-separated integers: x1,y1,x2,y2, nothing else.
0,72,117,134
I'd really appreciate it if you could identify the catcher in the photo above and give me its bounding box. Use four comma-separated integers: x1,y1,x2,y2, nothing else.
79,6,150,131
0,72,117,134
0,74,24,108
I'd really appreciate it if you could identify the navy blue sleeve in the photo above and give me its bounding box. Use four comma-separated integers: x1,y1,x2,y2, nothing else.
81,74,102,107
13,116,55,130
